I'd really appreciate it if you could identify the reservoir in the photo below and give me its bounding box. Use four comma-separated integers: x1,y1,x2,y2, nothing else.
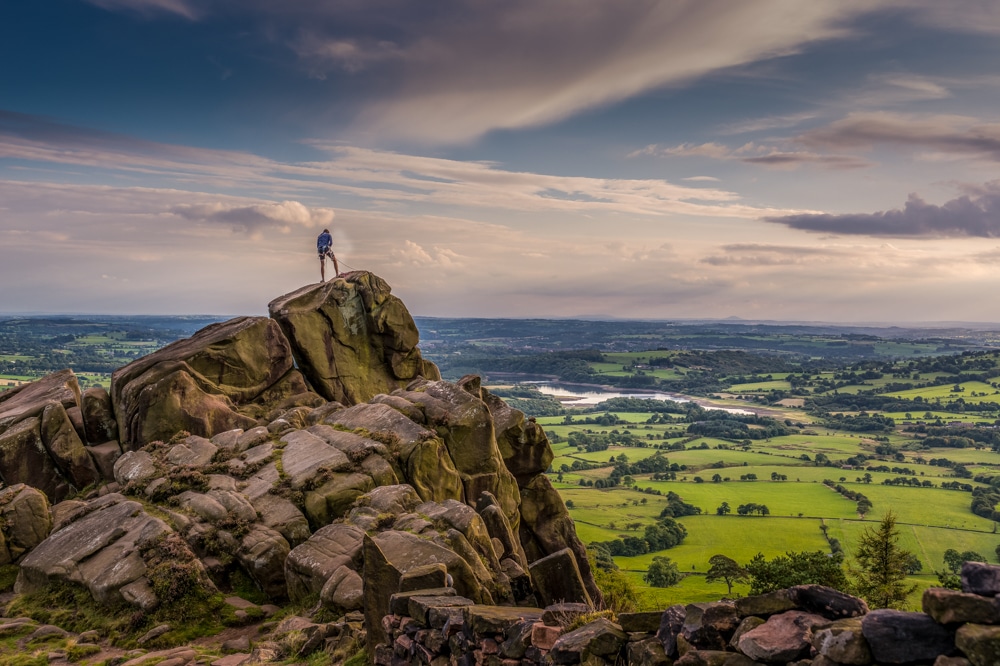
526,382,752,414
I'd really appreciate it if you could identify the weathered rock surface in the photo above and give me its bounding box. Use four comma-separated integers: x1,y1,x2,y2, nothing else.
862,608,956,664
15,493,181,607
963,561,1000,597
0,484,51,563
811,616,872,665
924,587,1000,625
111,316,314,449
0,272,612,664
267,273,440,405
549,617,627,664
0,370,102,502
956,623,1000,666
736,610,825,662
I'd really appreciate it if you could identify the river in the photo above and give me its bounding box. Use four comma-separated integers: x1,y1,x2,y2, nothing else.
525,381,753,415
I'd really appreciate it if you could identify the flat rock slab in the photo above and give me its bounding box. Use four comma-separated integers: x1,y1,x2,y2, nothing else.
618,610,666,634
279,430,349,489
165,436,217,467
549,617,627,665
464,605,543,636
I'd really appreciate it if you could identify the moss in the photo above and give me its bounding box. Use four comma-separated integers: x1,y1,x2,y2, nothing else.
565,609,616,632
8,581,131,639
342,651,368,666
168,430,192,445
0,563,20,592
65,642,102,661
226,569,268,606
146,467,210,502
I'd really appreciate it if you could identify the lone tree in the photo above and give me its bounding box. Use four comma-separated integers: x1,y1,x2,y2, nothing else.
851,511,917,609
644,556,682,588
706,554,749,596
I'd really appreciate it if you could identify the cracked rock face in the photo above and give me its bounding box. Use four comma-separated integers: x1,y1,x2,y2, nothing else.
111,316,321,450
267,272,440,406
0,271,601,624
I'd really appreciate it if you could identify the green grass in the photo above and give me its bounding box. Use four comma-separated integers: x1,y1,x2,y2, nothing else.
726,380,792,392
616,516,830,574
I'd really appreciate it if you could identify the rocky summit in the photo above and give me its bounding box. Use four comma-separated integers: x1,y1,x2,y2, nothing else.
0,272,600,664
2,272,996,666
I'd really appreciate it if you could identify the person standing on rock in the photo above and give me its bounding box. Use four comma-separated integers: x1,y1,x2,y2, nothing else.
317,228,339,282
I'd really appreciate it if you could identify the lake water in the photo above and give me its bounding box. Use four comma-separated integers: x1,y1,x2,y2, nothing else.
528,382,752,414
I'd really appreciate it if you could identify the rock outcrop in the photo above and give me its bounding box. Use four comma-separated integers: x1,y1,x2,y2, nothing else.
268,272,440,405
0,271,600,657
0,369,100,501
111,316,322,450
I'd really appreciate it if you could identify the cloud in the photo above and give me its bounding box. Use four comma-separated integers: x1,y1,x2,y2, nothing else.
78,1,1000,145
87,0,198,19
701,243,846,266
635,141,870,170
718,112,819,135
683,176,721,182
293,36,403,76
389,240,464,269
800,112,1000,161
170,201,334,233
766,188,1000,238
0,110,808,220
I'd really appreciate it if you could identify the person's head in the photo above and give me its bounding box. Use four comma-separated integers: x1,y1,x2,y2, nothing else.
322,228,330,234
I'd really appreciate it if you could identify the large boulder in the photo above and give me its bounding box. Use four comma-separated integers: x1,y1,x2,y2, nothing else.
0,417,71,502
0,370,100,501
111,316,312,449
0,369,81,435
267,272,439,406
518,473,602,606
15,493,196,607
0,484,51,562
861,609,955,664
81,386,118,445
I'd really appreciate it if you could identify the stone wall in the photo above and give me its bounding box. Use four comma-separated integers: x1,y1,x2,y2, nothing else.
373,562,1000,665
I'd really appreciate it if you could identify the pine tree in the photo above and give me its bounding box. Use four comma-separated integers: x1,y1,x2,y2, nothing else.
851,511,917,609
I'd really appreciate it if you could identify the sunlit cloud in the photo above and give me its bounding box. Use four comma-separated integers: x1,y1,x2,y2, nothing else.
170,201,335,234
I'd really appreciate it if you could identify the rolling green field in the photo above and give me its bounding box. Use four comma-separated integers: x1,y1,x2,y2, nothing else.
532,383,1000,611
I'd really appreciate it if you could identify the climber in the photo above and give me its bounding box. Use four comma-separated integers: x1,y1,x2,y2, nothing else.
317,228,339,282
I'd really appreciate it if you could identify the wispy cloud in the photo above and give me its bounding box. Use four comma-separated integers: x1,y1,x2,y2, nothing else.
718,112,819,135
766,187,1000,238
633,141,870,170
801,112,1000,162
87,0,198,20
0,110,806,220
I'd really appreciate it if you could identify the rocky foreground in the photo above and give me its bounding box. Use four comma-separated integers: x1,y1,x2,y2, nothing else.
0,271,998,665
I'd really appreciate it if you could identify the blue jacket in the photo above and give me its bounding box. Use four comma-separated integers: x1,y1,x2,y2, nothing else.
317,231,333,252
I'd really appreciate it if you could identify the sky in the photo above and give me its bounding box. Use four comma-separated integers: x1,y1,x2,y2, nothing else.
4,1,1000,322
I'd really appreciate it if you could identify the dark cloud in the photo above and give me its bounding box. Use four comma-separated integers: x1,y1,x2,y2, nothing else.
766,189,1000,238
801,112,1000,161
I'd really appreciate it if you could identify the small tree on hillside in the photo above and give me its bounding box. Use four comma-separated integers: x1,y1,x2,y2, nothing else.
937,549,987,589
851,511,917,609
644,556,682,587
706,554,749,596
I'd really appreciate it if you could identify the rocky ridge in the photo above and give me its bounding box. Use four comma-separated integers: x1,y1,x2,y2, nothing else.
0,271,599,663
4,272,995,665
